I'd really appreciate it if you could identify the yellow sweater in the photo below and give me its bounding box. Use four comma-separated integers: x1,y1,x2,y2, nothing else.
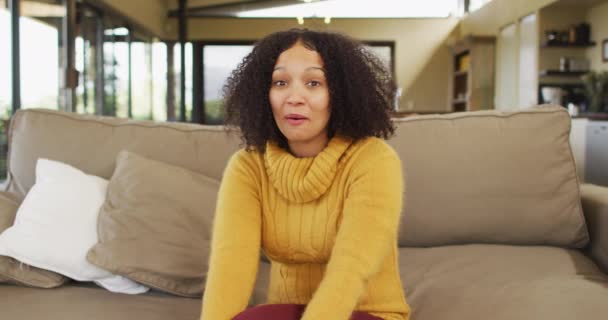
200,135,410,320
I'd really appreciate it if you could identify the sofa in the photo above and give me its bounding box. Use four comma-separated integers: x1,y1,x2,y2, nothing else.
0,105,607,320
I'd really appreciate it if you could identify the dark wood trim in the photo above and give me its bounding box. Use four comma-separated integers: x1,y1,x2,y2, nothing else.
9,0,20,113
166,41,176,121
192,42,203,124
62,0,77,112
539,70,588,77
80,4,89,113
178,0,187,122
541,41,596,48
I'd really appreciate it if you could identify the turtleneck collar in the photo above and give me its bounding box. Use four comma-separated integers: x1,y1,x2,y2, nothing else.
264,135,353,203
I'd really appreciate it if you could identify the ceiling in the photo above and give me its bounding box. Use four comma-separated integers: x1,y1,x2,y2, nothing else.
166,0,329,17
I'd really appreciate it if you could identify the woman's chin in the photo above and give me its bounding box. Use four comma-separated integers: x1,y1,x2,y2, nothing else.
283,134,310,144
280,127,309,141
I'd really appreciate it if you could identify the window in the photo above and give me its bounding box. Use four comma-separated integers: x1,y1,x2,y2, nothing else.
20,10,62,110
0,6,11,118
202,44,253,124
199,41,394,125
174,42,193,121
151,42,168,121
103,27,130,117
0,5,10,182
75,35,95,114
131,41,154,120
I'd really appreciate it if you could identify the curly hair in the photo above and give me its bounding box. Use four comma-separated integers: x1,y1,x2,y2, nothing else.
222,28,396,151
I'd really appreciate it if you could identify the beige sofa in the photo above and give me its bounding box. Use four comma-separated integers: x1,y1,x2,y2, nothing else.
0,105,607,320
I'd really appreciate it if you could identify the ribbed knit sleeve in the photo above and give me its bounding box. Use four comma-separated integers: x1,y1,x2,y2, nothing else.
200,150,262,320
301,140,404,320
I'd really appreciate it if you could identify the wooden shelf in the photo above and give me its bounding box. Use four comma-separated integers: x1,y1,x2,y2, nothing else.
449,35,495,112
539,70,589,77
541,41,596,48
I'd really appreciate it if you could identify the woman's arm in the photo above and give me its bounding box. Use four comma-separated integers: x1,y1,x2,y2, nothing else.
200,151,262,320
301,141,404,320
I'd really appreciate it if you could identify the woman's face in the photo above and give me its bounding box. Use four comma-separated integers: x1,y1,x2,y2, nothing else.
269,42,330,153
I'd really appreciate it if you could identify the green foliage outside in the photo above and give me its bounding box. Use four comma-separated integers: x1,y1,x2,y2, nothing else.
582,71,608,113
205,99,225,125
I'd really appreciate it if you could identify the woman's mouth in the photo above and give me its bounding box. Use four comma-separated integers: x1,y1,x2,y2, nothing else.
285,114,308,125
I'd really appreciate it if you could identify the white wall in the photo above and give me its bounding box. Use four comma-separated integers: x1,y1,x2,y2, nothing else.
518,13,539,108
495,23,518,110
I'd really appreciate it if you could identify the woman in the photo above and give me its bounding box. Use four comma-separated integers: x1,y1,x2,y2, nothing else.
201,28,410,320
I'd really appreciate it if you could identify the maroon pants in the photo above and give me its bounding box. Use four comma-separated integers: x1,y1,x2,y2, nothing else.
232,304,383,320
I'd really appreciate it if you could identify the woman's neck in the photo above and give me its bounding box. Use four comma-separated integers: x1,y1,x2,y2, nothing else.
288,134,330,158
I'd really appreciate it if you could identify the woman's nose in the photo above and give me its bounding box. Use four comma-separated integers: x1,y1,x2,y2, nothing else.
286,87,305,105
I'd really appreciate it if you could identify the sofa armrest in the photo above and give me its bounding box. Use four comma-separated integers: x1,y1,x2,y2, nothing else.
580,183,608,274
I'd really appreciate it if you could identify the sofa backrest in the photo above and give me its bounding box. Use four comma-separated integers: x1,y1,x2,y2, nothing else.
5,109,242,196
388,105,588,248
6,106,589,249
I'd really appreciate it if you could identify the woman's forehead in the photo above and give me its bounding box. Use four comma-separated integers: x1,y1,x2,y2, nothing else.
274,42,324,68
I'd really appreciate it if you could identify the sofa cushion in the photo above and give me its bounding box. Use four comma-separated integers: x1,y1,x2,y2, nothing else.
5,109,241,198
0,282,201,320
0,159,147,294
0,191,68,288
400,244,608,320
87,150,219,297
388,105,588,248
250,260,271,306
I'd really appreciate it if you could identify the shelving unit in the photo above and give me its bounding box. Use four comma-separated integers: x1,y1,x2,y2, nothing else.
537,40,591,106
449,35,496,112
536,2,596,107
541,41,596,48
539,70,588,77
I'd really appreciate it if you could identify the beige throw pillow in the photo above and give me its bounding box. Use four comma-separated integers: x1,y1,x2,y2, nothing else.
389,106,588,248
87,150,219,297
0,191,68,288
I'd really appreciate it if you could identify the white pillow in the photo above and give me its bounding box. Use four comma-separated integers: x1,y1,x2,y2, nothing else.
0,159,148,294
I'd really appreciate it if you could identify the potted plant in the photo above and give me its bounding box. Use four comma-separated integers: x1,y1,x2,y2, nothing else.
582,71,608,113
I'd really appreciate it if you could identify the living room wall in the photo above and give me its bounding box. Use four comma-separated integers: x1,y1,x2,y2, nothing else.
168,17,460,112
587,1,608,71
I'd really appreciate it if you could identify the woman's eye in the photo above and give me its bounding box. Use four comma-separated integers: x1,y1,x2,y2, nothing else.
308,80,321,87
273,80,287,86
